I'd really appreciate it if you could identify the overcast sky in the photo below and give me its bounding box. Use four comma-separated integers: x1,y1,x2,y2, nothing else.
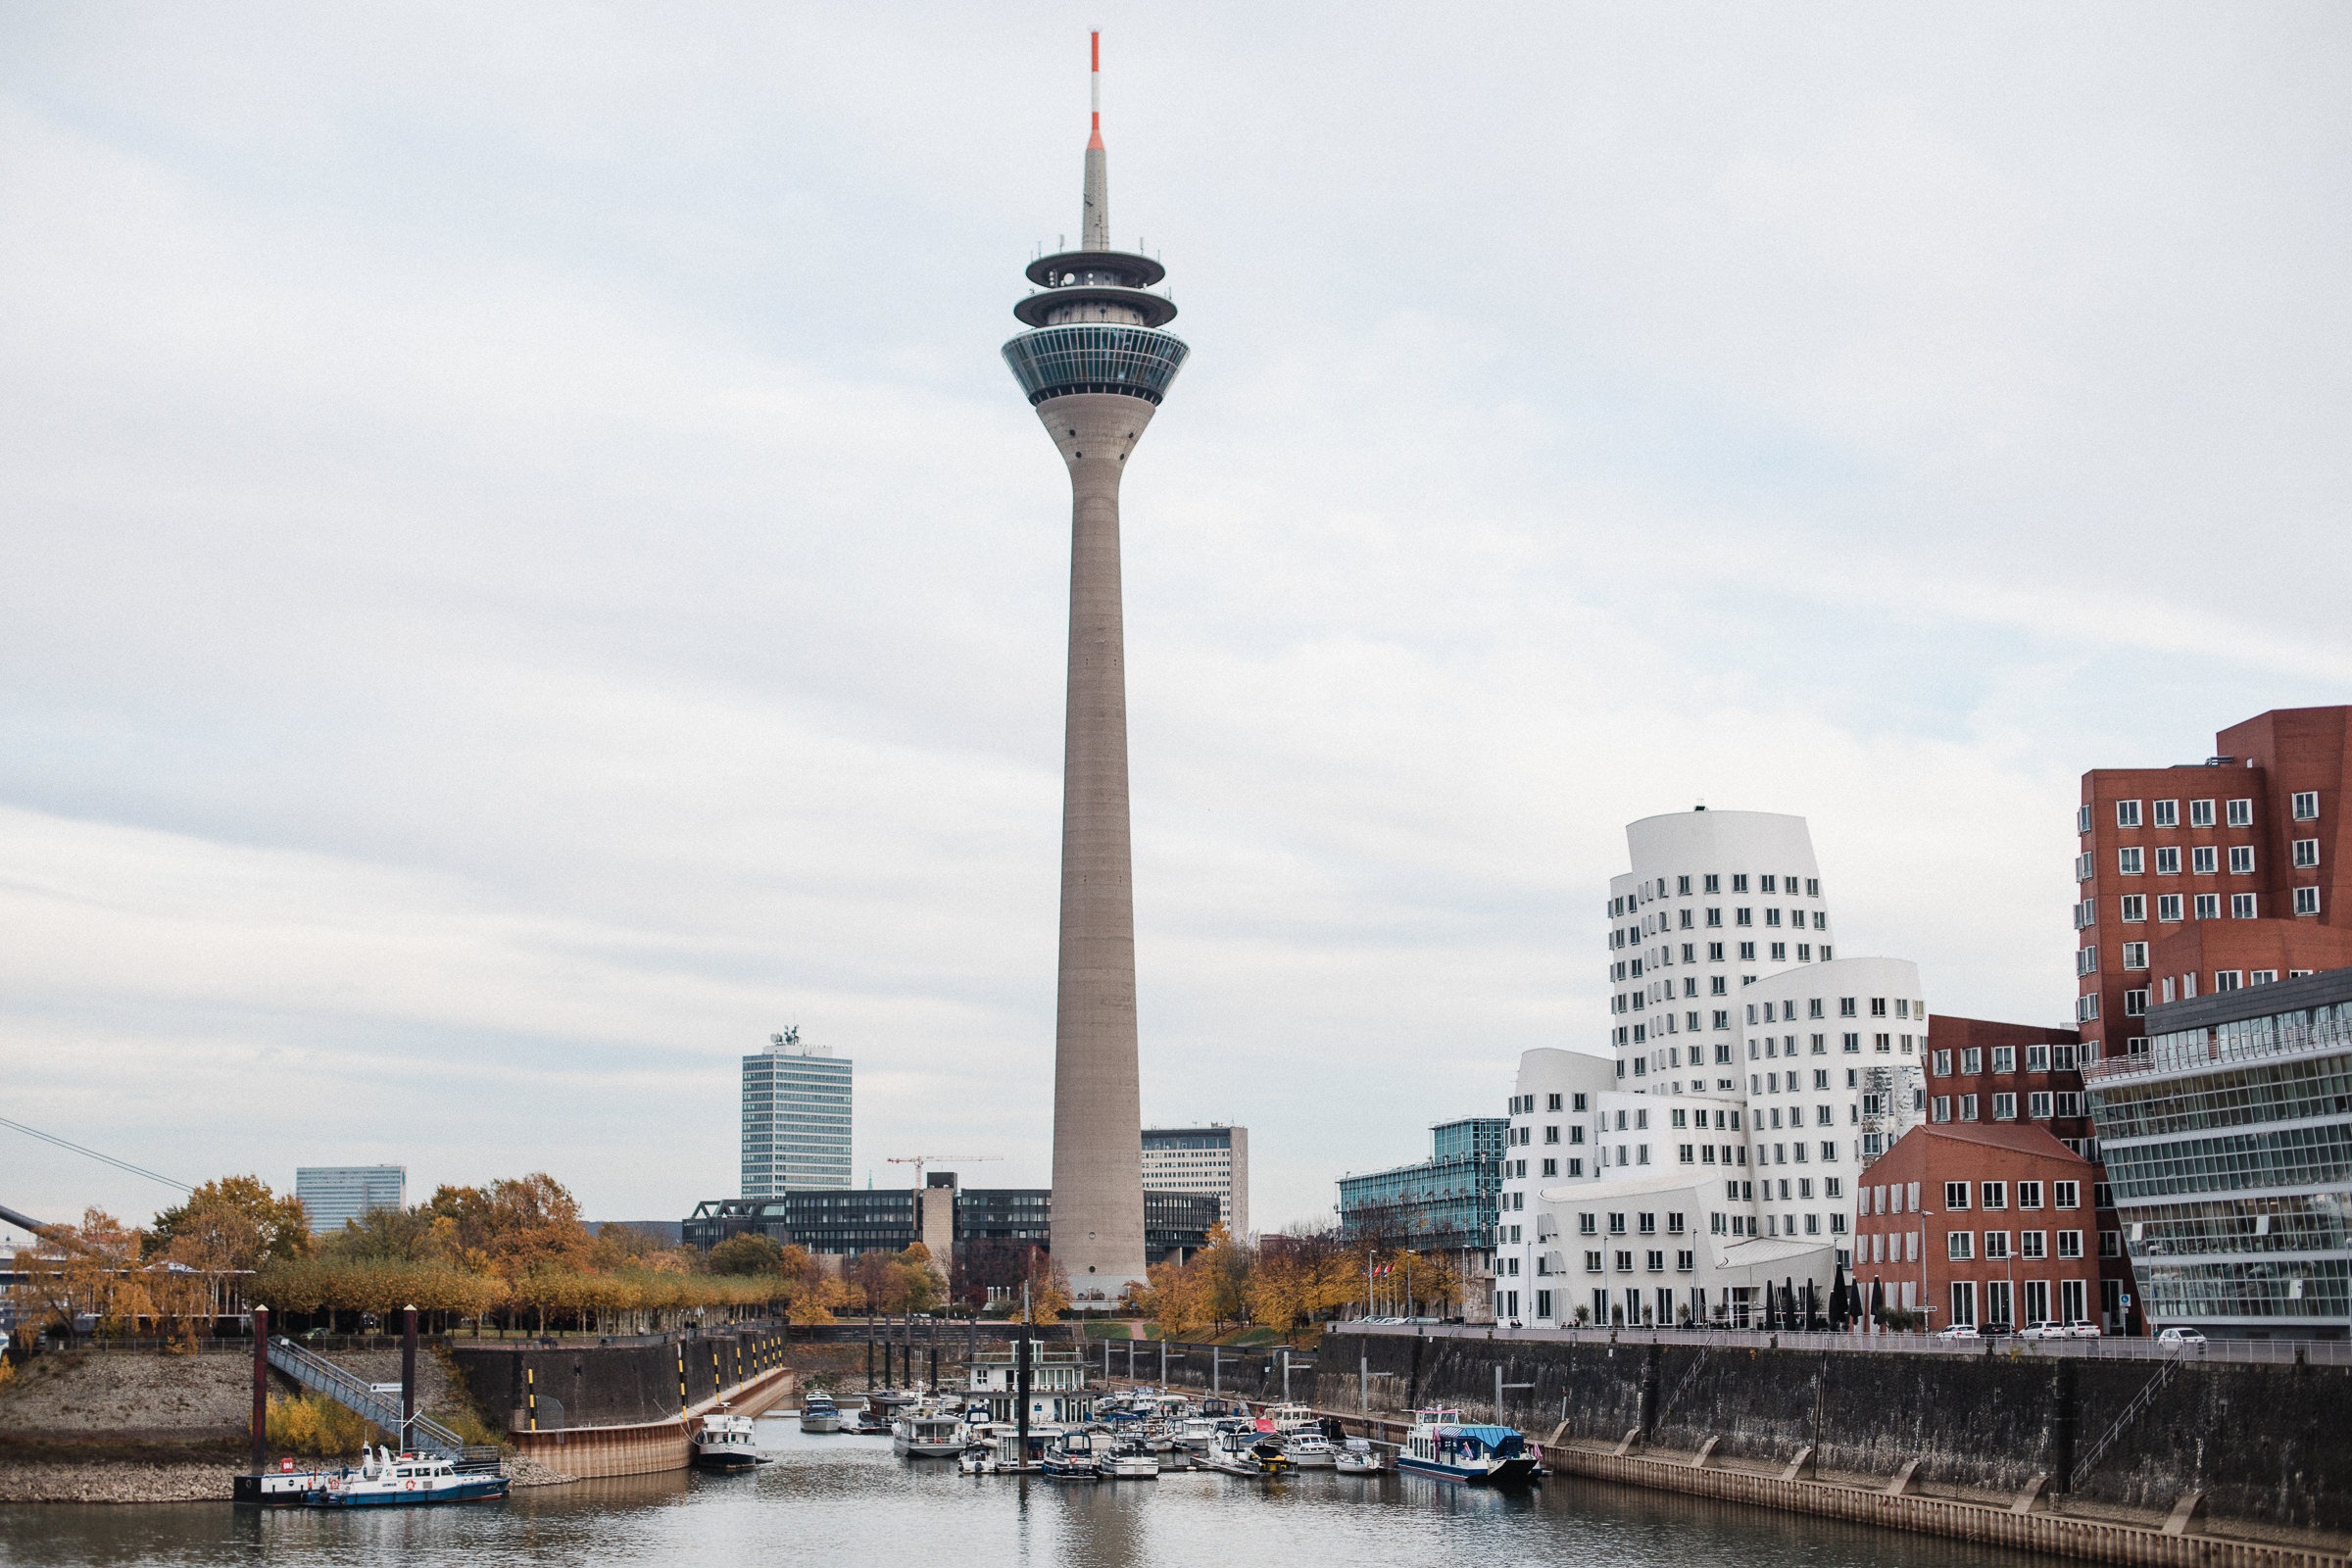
4,3,2346,1241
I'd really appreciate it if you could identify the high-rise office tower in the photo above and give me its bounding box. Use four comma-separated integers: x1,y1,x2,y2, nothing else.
741,1028,853,1198
1002,33,1188,1302
1143,1125,1250,1237
295,1165,407,1236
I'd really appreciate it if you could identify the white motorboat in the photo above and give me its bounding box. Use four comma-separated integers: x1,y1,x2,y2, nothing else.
1282,1431,1338,1469
893,1406,967,1458
1334,1437,1387,1475
1200,1428,1290,1478
693,1411,770,1471
1264,1402,1323,1438
799,1391,844,1434
959,1422,1052,1475
1396,1407,1539,1486
302,1446,509,1507
1095,1436,1160,1479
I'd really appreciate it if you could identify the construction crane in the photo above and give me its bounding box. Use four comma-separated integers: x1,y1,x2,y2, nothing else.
885,1154,1002,1186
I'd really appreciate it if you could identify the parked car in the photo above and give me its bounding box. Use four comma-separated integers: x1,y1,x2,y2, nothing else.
1979,1321,2013,1338
2156,1326,2208,1347
2019,1321,2066,1340
1934,1324,1980,1341
2064,1320,2102,1339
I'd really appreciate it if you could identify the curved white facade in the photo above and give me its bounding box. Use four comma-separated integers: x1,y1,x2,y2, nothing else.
1488,808,1935,1329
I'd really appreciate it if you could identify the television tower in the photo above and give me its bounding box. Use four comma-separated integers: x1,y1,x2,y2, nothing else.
1002,31,1188,1303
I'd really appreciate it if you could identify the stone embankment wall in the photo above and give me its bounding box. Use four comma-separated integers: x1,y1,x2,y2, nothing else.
448,1327,790,1433
1320,1331,2352,1539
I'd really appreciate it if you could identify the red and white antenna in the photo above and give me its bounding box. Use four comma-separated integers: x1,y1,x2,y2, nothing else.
1088,30,1104,151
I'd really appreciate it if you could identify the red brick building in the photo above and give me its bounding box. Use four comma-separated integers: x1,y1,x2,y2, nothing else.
1922,1014,2133,1331
2075,706,2352,1061
1853,1122,2104,1333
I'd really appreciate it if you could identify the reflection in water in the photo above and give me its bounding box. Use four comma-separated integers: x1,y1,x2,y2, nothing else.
3,1416,2048,1568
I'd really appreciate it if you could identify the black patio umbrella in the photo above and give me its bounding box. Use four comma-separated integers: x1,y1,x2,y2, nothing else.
1870,1276,1886,1324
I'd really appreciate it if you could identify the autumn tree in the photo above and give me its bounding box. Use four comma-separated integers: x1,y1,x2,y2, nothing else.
707,1233,784,1277
150,1176,314,1273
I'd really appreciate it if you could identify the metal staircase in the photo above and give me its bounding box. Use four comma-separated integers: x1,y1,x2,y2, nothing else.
2067,1351,2185,1491
267,1337,499,1470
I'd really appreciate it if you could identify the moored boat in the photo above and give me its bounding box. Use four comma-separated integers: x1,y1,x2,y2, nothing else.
799,1391,844,1434
693,1411,770,1471
1200,1428,1291,1478
1334,1436,1387,1475
1041,1427,1105,1480
1095,1436,1160,1479
1396,1408,1538,1485
893,1405,967,1458
303,1446,509,1507
1282,1430,1338,1468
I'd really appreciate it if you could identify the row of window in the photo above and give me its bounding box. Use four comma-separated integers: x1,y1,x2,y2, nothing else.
2106,845,2260,877
1931,1092,2086,1126
1931,1044,2081,1076
1748,996,1918,1025
1614,907,1829,944
1612,872,1823,916
1942,1179,2082,1210
2088,887,2323,926
1579,1249,1694,1274
1945,1229,2085,1260
1506,1092,1587,1115
2095,793,2320,832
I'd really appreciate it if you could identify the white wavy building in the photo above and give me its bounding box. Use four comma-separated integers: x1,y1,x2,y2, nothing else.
1492,808,1929,1328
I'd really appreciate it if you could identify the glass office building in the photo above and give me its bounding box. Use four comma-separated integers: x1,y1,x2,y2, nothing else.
2086,966,2352,1336
1336,1117,1510,1253
294,1165,407,1236
741,1032,853,1198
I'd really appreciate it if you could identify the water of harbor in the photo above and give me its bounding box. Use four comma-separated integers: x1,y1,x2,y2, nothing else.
1,1420,2049,1568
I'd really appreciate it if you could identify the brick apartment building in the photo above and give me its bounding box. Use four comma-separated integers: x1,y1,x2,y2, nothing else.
1852,1122,2104,1333
1923,1014,2134,1331
2075,706,2352,1062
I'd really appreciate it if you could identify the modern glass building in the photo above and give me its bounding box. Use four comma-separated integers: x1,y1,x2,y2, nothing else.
1336,1117,1509,1253
682,1187,1216,1265
2086,966,2351,1337
294,1165,407,1236
741,1030,852,1198
1142,1125,1249,1236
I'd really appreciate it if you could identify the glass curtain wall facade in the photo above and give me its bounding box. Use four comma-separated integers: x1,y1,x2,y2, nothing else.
2086,967,2352,1336
1337,1117,1508,1252
741,1035,852,1198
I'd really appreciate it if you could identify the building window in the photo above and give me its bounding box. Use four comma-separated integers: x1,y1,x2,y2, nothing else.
2123,988,2147,1016
1739,942,1756,961
1945,1181,1971,1210
2294,838,2322,868
2231,894,2256,918
2153,799,2179,827
2116,800,2141,828
1770,942,1787,961
2296,887,2323,915
2121,895,2146,922
2020,1230,2046,1259
1947,1231,1974,1261
2119,941,2147,970
1584,1250,1602,1272
2054,1181,2080,1209
1736,907,1752,927
2117,847,2143,875
2155,846,2180,876
2194,894,2221,919
2229,845,2255,875
1931,1096,1950,1122
2077,947,2098,976
2228,798,2253,827
2190,799,2216,828
2190,845,2217,875
1960,1094,1980,1120
2292,791,2320,821
1984,1230,2009,1260
2157,893,2183,922
2057,1230,2083,1259
1992,1093,2017,1120
1932,1050,1951,1076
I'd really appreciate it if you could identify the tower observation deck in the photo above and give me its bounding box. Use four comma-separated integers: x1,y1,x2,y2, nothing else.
1003,32,1186,1304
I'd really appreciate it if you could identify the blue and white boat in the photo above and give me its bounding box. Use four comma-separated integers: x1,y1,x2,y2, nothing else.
1396,1408,1539,1485
303,1446,509,1507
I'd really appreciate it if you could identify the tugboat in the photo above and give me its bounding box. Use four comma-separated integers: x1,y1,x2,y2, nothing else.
1395,1408,1539,1485
303,1446,510,1507
799,1391,844,1434
692,1411,771,1471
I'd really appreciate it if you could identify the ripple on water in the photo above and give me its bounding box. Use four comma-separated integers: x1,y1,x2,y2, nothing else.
0,1416,2054,1568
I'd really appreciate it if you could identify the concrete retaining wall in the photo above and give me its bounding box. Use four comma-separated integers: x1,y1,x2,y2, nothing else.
1321,1331,2352,1538
448,1329,791,1434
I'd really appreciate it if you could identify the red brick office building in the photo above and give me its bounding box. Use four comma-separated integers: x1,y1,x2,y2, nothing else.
1853,1122,2104,1333
1922,1015,2135,1331
2074,706,2352,1062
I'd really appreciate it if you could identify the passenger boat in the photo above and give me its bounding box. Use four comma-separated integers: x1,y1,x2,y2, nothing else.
893,1405,967,1458
799,1391,844,1434
693,1411,770,1471
1200,1428,1291,1477
1041,1428,1105,1480
1396,1408,1539,1485
1095,1436,1160,1479
303,1446,509,1507
1334,1437,1386,1475
1282,1431,1338,1469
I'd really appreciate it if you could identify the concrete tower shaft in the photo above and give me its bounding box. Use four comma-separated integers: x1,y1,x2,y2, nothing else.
1000,32,1186,1303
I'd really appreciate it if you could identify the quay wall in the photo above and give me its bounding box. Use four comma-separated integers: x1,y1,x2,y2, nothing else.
1319,1330,2352,1539
448,1328,791,1433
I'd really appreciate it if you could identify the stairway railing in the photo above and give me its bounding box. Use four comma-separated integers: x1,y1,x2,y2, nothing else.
266,1337,495,1467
